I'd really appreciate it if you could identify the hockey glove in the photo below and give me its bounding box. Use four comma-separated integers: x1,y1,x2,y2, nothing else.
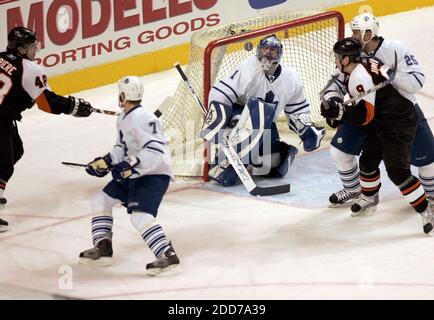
366,57,391,83
69,96,93,117
299,124,326,152
326,117,342,129
111,156,140,181
320,97,345,121
86,153,112,178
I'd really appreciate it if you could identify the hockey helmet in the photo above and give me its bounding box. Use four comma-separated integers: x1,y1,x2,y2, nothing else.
350,13,379,44
256,34,283,72
333,37,362,63
118,76,144,105
7,27,38,53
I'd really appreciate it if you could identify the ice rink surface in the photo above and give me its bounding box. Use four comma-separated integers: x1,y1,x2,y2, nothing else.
1,7,434,300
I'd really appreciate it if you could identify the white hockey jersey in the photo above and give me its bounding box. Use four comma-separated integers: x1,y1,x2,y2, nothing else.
363,37,425,104
109,105,174,180
208,55,310,122
347,64,376,107
325,64,376,126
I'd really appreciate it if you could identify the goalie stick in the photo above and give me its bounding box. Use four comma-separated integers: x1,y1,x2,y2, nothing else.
174,62,291,196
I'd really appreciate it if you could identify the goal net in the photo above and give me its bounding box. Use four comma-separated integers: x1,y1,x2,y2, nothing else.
160,10,344,178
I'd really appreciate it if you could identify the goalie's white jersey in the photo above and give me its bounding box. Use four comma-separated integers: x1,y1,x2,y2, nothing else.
109,105,174,180
209,55,310,122
364,37,425,104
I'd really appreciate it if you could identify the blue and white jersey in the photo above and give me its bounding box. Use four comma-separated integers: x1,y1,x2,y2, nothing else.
109,105,174,180
209,55,310,122
364,37,425,104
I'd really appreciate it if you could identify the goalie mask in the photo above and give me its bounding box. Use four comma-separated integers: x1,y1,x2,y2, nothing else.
256,34,283,74
118,76,144,108
350,13,379,45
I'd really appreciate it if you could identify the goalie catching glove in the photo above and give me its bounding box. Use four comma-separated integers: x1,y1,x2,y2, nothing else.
287,113,325,152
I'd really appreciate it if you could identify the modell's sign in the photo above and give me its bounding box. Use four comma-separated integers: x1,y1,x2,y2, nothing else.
0,0,221,74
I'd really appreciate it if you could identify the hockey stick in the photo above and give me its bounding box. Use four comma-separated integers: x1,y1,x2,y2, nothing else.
62,161,135,179
91,98,172,118
91,108,120,116
174,62,290,196
61,161,88,168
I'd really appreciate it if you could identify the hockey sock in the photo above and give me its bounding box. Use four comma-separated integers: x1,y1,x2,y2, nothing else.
360,169,381,196
0,179,6,198
131,212,170,258
91,211,113,245
331,146,361,192
398,176,428,213
419,164,434,200
339,165,361,193
142,224,170,258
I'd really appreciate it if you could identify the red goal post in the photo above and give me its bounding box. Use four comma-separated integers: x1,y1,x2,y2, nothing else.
203,11,345,110
161,10,344,180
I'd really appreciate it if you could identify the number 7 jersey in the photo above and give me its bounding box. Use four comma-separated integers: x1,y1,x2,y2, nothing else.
109,105,175,180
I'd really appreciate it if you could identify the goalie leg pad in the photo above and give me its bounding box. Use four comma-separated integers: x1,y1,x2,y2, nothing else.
209,164,242,187
210,97,276,169
200,101,233,144
235,97,276,164
265,141,298,178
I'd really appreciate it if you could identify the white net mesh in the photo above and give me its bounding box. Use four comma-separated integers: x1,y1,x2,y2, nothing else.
160,10,343,177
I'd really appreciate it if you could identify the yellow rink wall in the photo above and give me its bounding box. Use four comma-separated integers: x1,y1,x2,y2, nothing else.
50,0,434,95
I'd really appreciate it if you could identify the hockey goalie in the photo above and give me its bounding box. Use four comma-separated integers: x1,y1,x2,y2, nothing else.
200,34,326,187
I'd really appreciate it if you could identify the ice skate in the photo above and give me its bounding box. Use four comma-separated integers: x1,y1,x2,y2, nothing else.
146,242,180,276
0,198,6,210
421,205,434,236
0,218,8,233
78,232,113,266
328,189,361,208
350,193,379,217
